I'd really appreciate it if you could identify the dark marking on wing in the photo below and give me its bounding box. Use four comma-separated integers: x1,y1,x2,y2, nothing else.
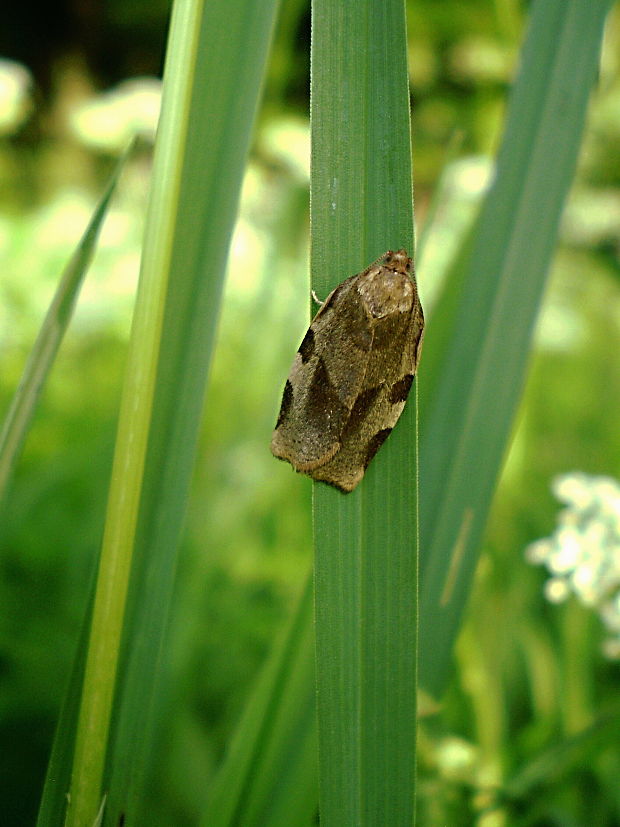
343,385,384,436
275,380,293,429
363,428,393,469
306,357,350,442
390,374,414,404
297,328,315,363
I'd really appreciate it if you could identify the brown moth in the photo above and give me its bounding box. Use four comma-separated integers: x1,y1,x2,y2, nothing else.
271,249,424,493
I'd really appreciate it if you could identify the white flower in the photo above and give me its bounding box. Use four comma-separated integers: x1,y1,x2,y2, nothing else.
70,77,161,151
0,58,32,135
525,472,620,659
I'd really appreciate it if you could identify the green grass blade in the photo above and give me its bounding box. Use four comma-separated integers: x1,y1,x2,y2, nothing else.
103,0,280,823
0,151,127,507
36,580,96,827
311,1,418,823
202,573,317,827
57,0,279,824
418,0,613,696
495,707,620,814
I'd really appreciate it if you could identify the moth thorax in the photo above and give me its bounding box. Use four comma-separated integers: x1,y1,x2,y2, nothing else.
358,270,414,318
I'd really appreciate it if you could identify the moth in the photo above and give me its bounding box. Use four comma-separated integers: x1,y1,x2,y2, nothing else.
270,249,424,493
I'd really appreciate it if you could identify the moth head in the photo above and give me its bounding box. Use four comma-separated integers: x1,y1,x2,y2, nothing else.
383,249,412,275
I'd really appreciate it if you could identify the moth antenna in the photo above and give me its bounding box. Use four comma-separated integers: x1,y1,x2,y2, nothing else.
311,289,324,306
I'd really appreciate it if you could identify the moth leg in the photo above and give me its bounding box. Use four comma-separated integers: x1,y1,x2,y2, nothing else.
311,289,324,307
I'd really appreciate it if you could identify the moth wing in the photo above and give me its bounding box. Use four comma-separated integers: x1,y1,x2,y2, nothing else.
271,275,373,471
309,296,423,492
404,299,424,372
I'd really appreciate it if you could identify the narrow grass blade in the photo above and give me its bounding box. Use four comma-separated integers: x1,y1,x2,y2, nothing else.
497,708,620,811
36,579,96,827
103,0,280,823
418,0,614,696
311,1,418,823
56,0,280,824
0,150,128,507
202,573,317,827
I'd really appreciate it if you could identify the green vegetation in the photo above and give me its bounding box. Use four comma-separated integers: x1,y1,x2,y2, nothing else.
0,0,619,824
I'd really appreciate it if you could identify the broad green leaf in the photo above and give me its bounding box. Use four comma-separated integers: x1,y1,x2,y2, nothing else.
311,1,418,824
418,0,614,695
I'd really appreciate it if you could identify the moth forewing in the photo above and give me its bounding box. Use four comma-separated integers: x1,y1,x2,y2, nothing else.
271,249,424,493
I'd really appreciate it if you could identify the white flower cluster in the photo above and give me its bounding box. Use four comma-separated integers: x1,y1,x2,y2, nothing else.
525,472,620,659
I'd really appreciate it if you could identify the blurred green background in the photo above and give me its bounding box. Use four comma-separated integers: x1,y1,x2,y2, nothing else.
1,1,619,824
